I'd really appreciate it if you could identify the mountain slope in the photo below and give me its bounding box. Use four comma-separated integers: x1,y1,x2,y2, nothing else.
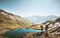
0,9,33,30
42,18,60,35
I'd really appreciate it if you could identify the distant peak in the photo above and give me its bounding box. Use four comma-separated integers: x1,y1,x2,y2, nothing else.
0,9,7,13
0,9,8,15
0,9,21,17
0,9,4,12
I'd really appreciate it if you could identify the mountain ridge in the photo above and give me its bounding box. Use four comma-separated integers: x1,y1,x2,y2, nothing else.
26,15,60,24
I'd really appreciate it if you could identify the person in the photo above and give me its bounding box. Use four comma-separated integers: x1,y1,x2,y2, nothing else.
34,26,43,38
45,25,49,38
40,25,43,32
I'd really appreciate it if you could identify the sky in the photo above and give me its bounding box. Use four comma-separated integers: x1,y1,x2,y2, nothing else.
0,0,60,17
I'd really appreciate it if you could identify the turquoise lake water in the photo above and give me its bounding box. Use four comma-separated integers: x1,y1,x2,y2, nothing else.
3,28,42,38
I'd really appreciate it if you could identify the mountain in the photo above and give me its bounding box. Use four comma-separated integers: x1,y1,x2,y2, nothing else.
41,18,60,37
0,9,33,31
26,15,60,24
